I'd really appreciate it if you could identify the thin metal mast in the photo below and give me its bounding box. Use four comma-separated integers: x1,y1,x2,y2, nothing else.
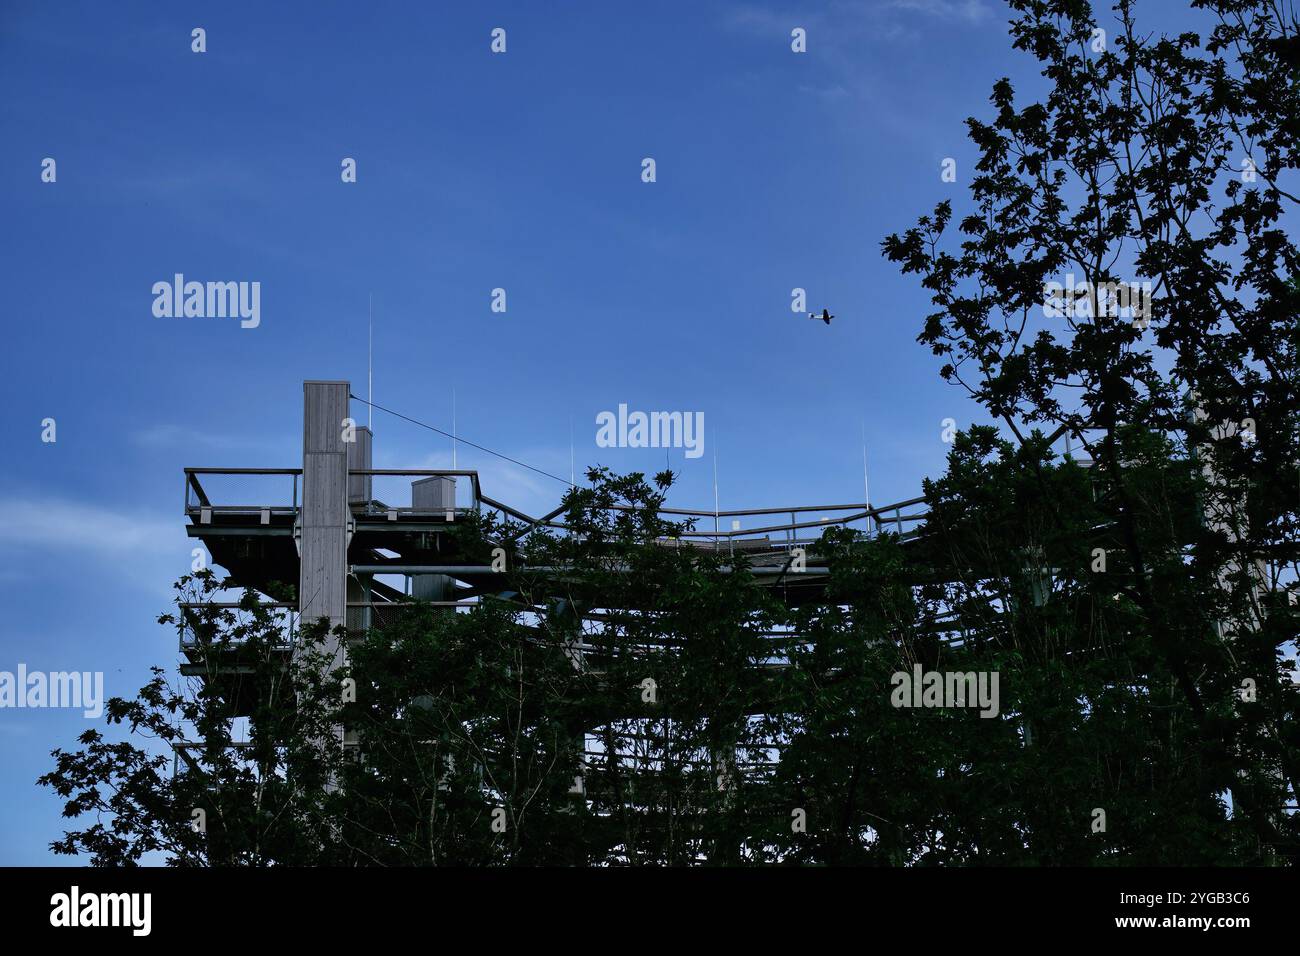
862,421,871,537
713,442,720,547
367,294,373,431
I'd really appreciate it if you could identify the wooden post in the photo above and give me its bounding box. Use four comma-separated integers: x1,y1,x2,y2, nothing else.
298,381,351,667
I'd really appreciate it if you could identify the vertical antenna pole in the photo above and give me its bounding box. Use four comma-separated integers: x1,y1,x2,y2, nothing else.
452,388,457,470
713,442,720,549
862,421,871,537
367,294,373,431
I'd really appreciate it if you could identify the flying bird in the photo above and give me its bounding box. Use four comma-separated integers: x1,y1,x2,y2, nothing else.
810,309,834,325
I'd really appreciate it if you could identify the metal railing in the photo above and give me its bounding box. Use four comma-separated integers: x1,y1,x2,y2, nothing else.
348,469,482,519
491,496,930,550
183,467,929,547
177,601,298,652
184,468,301,519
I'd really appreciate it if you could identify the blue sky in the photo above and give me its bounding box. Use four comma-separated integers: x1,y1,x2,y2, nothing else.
0,0,1200,863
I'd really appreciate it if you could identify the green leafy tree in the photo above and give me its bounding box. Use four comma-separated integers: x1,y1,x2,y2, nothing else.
39,574,344,865
883,0,1299,861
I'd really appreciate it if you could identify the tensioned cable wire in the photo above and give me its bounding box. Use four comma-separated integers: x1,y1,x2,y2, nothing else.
350,393,575,487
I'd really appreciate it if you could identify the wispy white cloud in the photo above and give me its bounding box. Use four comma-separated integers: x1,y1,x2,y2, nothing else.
798,83,852,101
723,6,805,34
0,497,177,557
720,0,1000,142
471,457,567,520
130,424,290,454
886,0,992,24
0,496,186,595
723,0,995,53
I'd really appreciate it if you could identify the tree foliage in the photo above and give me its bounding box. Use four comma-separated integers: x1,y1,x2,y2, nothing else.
882,0,1300,860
